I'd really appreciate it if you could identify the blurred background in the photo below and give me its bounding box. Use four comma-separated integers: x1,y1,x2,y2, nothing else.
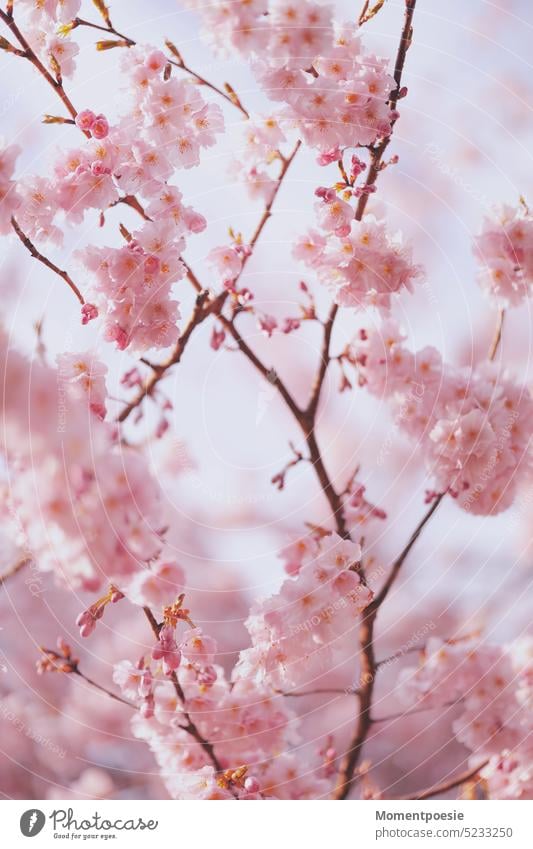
0,0,532,799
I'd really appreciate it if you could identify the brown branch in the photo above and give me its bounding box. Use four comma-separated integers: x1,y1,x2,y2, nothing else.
11,217,85,305
333,0,421,799
0,8,82,125
38,644,135,708
488,307,505,362
402,760,489,800
73,668,136,709
334,492,442,799
117,289,226,423
280,687,358,698
71,17,249,118
118,141,301,424
372,492,444,610
142,606,224,775
371,698,461,725
0,556,32,588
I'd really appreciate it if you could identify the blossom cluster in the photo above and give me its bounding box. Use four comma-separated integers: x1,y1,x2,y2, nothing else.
474,203,533,306
113,601,330,799
236,533,371,688
399,637,533,799
8,43,222,350
295,212,421,310
352,320,533,514
13,0,81,79
0,332,165,589
187,0,396,154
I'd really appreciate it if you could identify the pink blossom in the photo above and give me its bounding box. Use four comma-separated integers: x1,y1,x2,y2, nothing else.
474,203,533,306
208,245,243,281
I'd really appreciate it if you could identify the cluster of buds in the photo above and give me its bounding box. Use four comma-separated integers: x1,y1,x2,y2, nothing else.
76,585,124,638
257,281,318,339
37,638,78,675
81,303,98,325
74,109,110,139
217,765,261,798
343,482,387,528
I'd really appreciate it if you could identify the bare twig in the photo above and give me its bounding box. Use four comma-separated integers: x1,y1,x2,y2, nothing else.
142,606,224,774
334,493,442,799
118,141,301,424
0,556,32,588
333,0,422,799
70,17,249,118
0,8,83,125
488,307,505,361
402,760,489,800
11,217,85,305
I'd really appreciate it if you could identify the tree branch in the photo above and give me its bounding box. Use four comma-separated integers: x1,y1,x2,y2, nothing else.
402,760,489,800
71,17,249,118
11,217,85,305
0,8,83,125
142,606,224,775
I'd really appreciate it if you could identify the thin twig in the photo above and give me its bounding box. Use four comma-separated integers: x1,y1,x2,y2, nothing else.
118,142,301,424
333,0,421,799
11,217,85,305
488,307,505,361
371,698,461,725
0,8,82,125
117,289,225,423
142,606,224,774
73,668,136,709
334,494,442,799
71,17,249,118
0,556,32,588
402,760,489,800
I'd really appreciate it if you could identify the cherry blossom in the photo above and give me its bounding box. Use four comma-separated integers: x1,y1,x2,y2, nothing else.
474,203,533,306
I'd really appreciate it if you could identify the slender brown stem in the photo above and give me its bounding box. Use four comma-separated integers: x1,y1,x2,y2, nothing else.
73,668,136,709
334,493,442,799
117,290,226,423
118,142,301,424
11,217,85,305
333,0,421,799
142,606,224,774
372,493,444,611
371,698,461,725
281,687,359,698
0,556,32,588
488,307,505,361
0,8,82,125
402,760,489,801
72,17,249,118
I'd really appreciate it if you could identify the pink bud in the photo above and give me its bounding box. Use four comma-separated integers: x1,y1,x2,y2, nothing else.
210,326,225,351
76,609,96,638
90,160,109,177
91,114,109,139
244,776,260,793
81,303,98,325
110,588,124,604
